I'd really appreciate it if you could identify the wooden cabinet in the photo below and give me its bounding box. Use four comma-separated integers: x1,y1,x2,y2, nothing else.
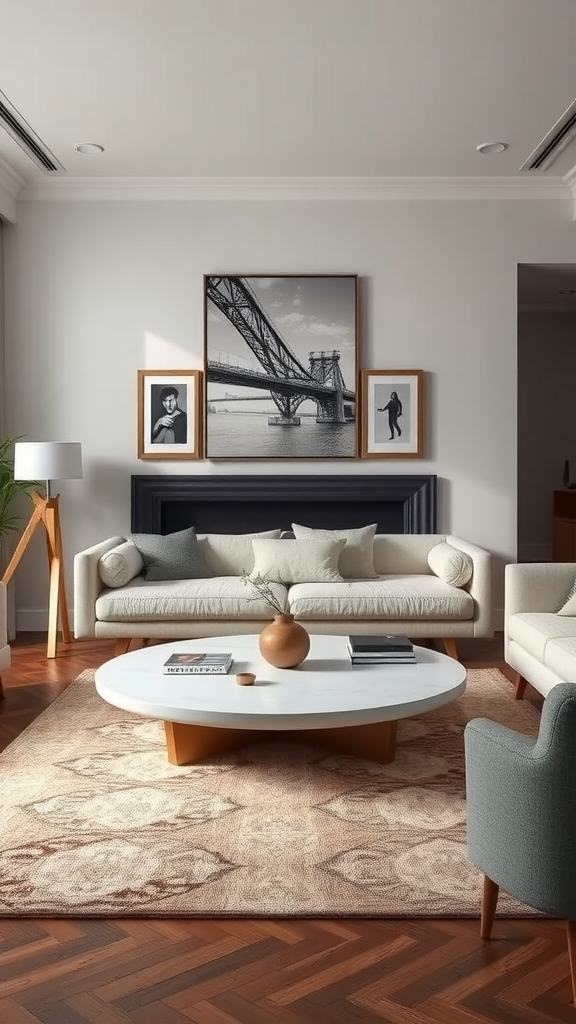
553,490,576,560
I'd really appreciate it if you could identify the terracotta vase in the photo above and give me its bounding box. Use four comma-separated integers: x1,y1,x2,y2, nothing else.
259,613,310,669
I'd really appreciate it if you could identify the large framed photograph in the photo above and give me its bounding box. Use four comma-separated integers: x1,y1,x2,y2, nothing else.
204,275,358,459
360,369,424,458
137,369,202,460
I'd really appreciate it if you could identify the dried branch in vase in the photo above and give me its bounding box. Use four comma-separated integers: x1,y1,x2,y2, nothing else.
240,570,289,616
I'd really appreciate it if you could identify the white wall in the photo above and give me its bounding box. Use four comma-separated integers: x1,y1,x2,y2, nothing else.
518,309,576,560
3,195,576,629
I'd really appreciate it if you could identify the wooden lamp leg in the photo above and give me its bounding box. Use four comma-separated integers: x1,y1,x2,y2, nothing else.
44,499,71,659
2,491,71,660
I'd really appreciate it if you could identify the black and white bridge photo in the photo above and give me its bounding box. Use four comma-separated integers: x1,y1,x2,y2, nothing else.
203,275,358,459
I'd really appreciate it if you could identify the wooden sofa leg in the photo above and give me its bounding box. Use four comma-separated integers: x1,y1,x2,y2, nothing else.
442,638,458,660
513,672,528,701
567,920,576,1006
480,875,499,940
0,674,4,699
114,639,132,657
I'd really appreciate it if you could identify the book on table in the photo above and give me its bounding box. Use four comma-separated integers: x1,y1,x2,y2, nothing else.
163,652,233,674
350,656,415,665
348,634,414,655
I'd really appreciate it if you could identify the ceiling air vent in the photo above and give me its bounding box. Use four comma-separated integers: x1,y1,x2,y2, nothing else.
0,89,64,173
521,98,576,171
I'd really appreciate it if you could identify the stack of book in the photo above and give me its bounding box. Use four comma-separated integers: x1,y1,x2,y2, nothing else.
163,652,233,675
347,635,415,665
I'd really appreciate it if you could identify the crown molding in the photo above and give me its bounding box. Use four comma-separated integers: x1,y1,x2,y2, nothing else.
0,155,25,196
0,156,25,221
16,174,573,202
564,165,576,203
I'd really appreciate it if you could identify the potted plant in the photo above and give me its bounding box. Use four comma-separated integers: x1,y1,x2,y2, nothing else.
0,436,38,542
240,570,310,668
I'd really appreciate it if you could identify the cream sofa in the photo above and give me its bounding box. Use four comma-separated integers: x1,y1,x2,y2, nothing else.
505,561,576,699
74,530,493,659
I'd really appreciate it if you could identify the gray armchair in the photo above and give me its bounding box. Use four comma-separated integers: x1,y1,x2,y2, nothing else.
464,683,576,1004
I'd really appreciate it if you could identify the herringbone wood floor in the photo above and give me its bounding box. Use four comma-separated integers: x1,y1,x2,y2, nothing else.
0,634,573,1023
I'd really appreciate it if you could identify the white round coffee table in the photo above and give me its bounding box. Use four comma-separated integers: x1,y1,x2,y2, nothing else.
95,634,466,766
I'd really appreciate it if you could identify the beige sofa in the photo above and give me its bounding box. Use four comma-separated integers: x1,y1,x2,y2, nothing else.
505,561,576,699
74,531,493,659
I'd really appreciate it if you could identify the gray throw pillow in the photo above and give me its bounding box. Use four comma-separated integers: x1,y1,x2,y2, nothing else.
130,526,213,581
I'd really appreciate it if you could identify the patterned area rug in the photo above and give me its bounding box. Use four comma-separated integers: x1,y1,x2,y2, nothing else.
0,667,541,918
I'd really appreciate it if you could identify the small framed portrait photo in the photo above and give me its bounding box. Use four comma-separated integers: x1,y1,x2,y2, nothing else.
137,370,202,460
360,369,424,458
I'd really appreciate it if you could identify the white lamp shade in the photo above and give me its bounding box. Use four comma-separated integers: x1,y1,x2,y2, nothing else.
13,442,83,482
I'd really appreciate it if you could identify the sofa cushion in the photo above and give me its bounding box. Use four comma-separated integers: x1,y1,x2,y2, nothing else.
427,541,473,588
288,575,474,620
130,526,213,581
198,530,282,576
98,540,144,588
507,612,576,662
541,637,576,683
95,576,288,622
557,576,576,615
250,538,345,584
291,523,378,579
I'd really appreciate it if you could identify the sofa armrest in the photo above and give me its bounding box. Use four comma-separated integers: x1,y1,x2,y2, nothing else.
74,536,127,638
446,535,492,637
504,562,576,620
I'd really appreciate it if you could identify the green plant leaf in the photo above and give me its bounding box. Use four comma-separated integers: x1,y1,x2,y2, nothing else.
0,435,39,535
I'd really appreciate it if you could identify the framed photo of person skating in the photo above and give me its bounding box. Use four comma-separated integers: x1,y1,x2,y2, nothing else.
137,369,202,460
203,274,358,459
360,369,424,459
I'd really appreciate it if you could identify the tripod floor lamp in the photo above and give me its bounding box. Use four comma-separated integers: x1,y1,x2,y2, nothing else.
2,442,83,659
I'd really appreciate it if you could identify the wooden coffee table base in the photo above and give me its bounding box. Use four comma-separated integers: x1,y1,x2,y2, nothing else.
164,718,399,766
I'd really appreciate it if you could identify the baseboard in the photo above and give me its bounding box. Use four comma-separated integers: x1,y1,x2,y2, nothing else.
16,608,75,633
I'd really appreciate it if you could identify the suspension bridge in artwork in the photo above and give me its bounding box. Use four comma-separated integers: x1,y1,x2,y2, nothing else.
206,277,355,425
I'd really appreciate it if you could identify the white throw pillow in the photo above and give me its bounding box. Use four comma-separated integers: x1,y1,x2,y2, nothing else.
427,541,473,588
198,530,282,576
251,538,345,584
558,578,576,615
291,523,378,579
98,540,144,588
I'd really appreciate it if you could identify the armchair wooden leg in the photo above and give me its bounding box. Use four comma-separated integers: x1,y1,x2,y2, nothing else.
480,874,499,939
442,638,459,660
513,672,528,701
0,674,4,699
567,920,576,1005
114,639,132,657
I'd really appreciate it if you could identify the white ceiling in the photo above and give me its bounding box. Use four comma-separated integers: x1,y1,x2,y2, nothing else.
1,0,576,193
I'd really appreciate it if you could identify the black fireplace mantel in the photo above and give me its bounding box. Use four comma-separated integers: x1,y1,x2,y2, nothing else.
131,474,437,536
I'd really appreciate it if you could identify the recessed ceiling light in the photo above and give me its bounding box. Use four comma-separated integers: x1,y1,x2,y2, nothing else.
74,142,104,155
476,142,508,155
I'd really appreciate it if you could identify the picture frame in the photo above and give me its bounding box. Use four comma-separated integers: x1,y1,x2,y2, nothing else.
137,369,202,460
203,274,358,459
360,369,424,459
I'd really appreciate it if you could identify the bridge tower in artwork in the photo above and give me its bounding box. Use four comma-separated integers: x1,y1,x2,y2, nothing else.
308,350,353,424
